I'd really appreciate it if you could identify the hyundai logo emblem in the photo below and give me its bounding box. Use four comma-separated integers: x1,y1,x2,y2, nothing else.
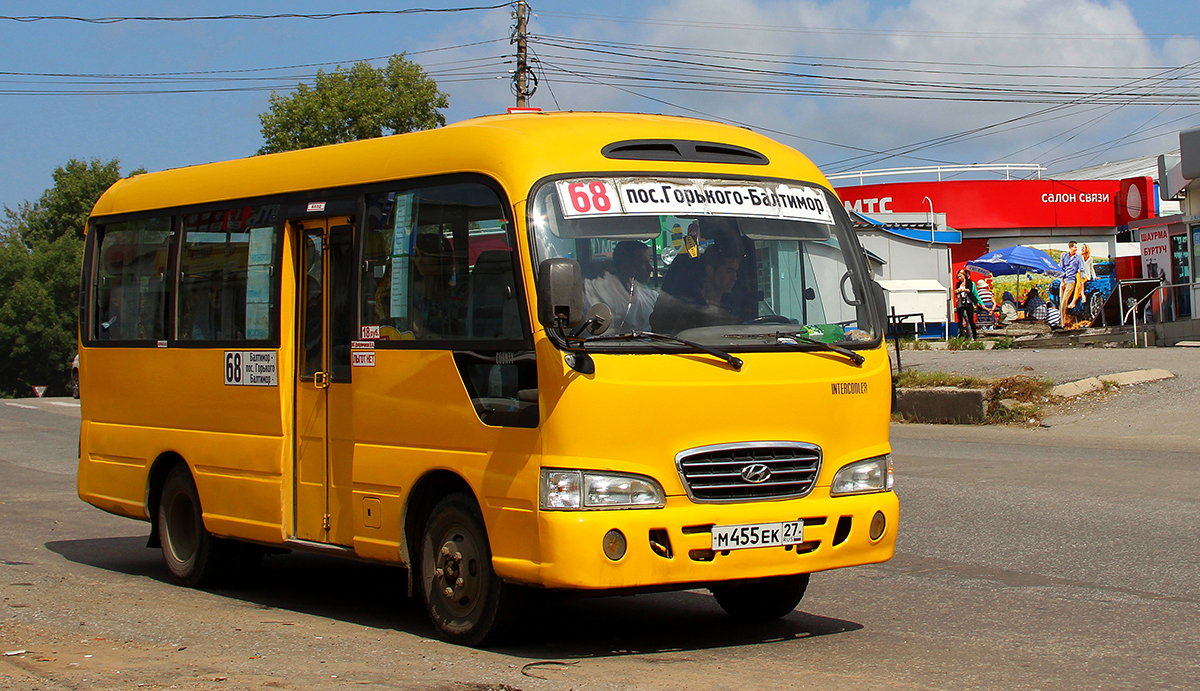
740,463,772,484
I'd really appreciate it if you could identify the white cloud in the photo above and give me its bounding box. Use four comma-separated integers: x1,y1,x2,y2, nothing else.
525,0,1200,175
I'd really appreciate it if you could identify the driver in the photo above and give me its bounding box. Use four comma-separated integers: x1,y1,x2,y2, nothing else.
649,244,742,334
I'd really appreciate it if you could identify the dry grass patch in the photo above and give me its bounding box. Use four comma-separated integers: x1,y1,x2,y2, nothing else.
894,370,1055,425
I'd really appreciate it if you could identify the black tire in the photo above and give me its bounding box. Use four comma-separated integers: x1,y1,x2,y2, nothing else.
71,370,79,399
420,493,521,646
710,573,810,621
158,465,237,588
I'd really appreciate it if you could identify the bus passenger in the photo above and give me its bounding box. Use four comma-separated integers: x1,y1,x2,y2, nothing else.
411,233,458,338
583,240,658,334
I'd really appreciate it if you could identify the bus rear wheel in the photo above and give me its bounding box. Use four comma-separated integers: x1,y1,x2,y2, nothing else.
158,465,246,587
420,493,520,646
710,573,810,621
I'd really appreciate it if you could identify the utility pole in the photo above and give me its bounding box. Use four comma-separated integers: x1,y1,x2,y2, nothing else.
512,0,534,107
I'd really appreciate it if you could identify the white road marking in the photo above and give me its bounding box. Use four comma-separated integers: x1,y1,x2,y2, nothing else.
47,401,80,408
5,402,38,410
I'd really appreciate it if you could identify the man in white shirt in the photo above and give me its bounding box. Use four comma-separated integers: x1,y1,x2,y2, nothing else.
584,241,658,334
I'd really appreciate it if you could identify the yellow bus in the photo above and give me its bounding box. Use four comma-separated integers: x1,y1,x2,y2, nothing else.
78,111,897,645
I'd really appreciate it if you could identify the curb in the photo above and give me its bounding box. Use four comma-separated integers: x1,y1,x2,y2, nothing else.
896,369,1176,423
894,386,989,423
1050,369,1175,398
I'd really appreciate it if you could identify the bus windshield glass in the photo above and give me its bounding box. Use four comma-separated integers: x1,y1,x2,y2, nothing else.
530,176,880,349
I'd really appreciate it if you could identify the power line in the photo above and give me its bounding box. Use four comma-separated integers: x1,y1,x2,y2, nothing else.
533,10,1198,40
0,39,504,80
0,6,512,24
529,39,1200,104
538,34,1189,77
533,55,955,164
824,59,1200,171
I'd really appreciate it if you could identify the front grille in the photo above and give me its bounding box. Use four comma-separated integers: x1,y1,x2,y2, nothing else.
676,442,822,502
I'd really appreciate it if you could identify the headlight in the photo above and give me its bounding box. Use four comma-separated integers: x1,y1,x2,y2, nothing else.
540,469,665,510
830,454,893,496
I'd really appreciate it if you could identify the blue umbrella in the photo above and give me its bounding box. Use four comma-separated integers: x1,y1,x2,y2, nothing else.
965,245,1064,278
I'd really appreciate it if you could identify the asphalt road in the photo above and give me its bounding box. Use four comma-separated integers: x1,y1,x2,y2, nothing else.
897,346,1200,452
1,371,1197,690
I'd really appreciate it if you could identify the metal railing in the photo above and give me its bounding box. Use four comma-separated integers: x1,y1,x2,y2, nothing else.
886,309,931,374
827,163,1046,185
1118,279,1198,347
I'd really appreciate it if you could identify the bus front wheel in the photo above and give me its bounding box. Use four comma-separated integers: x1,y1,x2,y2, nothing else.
420,493,520,646
710,573,810,621
158,465,238,587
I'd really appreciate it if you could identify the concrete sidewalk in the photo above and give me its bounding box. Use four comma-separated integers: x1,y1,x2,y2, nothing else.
893,346,1198,385
890,346,1200,449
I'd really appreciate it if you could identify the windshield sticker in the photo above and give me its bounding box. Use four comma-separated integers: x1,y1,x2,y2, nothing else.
556,178,834,224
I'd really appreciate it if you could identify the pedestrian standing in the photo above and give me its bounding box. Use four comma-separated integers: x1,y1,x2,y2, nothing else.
954,269,985,339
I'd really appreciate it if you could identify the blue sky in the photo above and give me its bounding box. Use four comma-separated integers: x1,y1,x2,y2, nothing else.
3,0,1200,212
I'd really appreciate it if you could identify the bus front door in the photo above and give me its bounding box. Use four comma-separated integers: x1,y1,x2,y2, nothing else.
294,216,355,545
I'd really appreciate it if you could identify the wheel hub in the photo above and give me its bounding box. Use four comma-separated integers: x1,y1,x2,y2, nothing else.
432,532,482,616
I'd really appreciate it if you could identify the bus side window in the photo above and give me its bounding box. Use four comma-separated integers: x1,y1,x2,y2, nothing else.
92,217,175,343
360,183,522,344
177,205,280,343
359,180,536,427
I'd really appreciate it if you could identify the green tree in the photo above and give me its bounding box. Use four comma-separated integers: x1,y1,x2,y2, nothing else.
2,158,129,245
257,54,449,155
0,157,140,397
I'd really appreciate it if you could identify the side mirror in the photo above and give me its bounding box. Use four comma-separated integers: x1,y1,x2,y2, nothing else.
853,278,887,337
870,280,887,333
537,258,583,329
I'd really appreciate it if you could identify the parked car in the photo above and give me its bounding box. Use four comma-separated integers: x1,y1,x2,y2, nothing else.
71,354,79,399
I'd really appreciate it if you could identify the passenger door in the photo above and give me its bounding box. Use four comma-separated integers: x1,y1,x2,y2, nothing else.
294,216,355,544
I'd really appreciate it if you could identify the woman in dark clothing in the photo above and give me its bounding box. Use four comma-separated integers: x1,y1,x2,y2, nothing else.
954,269,984,340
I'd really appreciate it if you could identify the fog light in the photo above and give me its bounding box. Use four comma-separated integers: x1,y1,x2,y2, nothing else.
869,511,886,540
602,529,627,561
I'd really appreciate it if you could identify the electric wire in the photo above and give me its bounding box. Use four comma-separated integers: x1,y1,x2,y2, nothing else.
824,58,1200,171
532,55,956,165
2,3,1193,174
538,33,1190,79
0,6,512,23
527,39,1200,104
532,9,1200,40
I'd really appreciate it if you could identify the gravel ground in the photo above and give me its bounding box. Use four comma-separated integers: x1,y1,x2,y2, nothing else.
892,344,1199,384
889,345,1200,452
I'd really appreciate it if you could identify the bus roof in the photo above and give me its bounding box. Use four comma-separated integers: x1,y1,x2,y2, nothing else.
89,111,832,219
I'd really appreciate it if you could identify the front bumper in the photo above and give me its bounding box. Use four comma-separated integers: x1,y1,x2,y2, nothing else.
506,490,898,590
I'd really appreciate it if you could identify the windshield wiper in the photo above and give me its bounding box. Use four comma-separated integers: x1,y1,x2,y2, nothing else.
724,331,865,367
586,331,744,370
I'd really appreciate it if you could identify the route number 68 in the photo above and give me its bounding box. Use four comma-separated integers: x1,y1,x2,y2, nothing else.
224,351,243,384
562,180,617,216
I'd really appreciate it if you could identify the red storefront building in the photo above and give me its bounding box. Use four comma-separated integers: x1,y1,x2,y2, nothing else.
835,176,1157,278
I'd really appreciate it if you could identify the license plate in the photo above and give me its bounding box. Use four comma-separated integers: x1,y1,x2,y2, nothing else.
711,520,804,551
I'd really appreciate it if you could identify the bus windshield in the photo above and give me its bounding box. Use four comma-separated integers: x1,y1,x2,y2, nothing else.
530,176,880,349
